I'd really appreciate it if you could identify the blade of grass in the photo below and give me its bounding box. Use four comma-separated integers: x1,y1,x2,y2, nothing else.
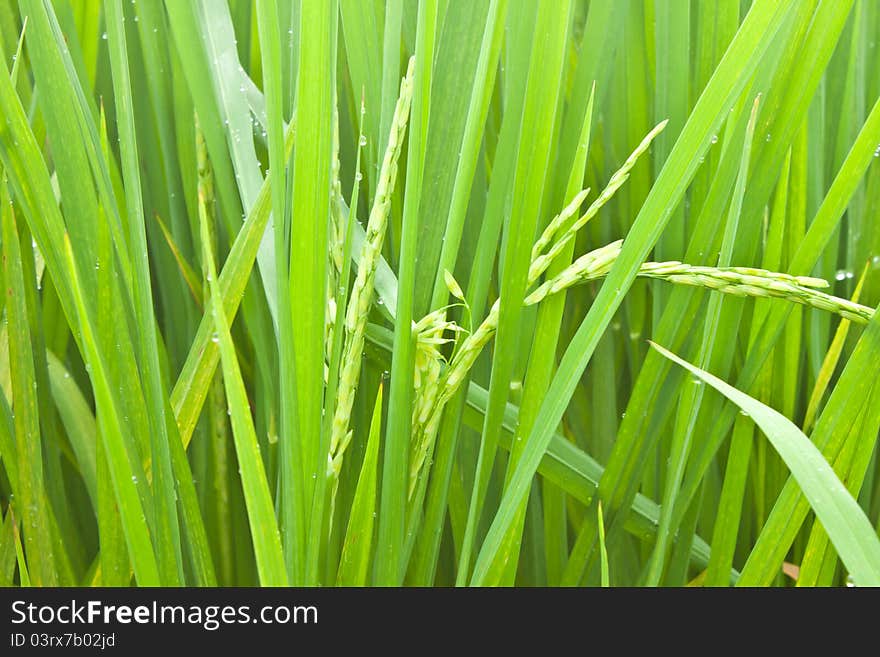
653,0,690,265
9,200,81,581
290,0,337,585
645,95,761,586
192,0,278,322
132,0,198,368
689,0,739,220
486,83,595,586
92,122,131,588
376,0,437,586
598,502,609,587
46,352,96,509
0,507,16,586
698,159,788,586
427,0,507,313
63,234,160,585
378,0,404,172
105,0,183,585
652,340,880,586
339,0,381,186
170,122,294,450
802,266,869,432
19,0,101,297
457,0,573,586
155,213,203,307
255,0,302,585
337,385,383,586
2,195,56,585
798,378,880,586
95,433,128,586
22,0,135,298
550,0,627,211
0,358,18,494
200,186,287,587
411,0,491,316
11,507,31,586
665,480,705,586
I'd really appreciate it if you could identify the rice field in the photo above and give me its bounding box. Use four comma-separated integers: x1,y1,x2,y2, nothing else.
0,0,879,587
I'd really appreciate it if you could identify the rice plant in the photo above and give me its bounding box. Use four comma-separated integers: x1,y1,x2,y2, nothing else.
0,0,879,588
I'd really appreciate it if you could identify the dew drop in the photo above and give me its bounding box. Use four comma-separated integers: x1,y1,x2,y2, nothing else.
710,134,718,144
101,32,108,40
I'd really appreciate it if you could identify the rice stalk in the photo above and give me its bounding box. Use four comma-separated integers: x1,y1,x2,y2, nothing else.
328,58,414,479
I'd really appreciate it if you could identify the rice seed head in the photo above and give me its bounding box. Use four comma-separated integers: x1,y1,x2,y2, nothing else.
526,240,623,305
531,187,591,262
640,262,874,323
529,121,667,284
328,59,415,475
444,269,465,301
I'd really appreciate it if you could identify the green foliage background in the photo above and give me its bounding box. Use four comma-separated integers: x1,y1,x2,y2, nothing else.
0,0,878,586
